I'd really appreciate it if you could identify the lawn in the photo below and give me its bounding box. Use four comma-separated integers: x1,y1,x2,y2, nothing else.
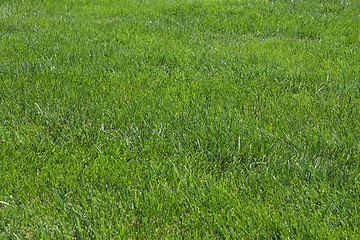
1,0,360,238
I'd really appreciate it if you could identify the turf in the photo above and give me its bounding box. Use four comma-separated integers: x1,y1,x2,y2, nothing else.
1,0,360,238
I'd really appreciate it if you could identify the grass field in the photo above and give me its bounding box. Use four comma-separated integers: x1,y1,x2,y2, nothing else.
1,0,360,238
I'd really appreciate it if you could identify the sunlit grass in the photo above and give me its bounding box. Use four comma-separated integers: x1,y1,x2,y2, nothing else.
1,0,360,238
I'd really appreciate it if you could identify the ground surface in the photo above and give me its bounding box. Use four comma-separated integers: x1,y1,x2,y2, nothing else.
1,0,360,238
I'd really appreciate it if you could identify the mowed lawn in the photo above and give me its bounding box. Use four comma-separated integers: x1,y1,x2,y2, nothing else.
1,0,360,238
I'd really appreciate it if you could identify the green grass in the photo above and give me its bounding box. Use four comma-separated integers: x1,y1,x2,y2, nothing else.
1,0,360,238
